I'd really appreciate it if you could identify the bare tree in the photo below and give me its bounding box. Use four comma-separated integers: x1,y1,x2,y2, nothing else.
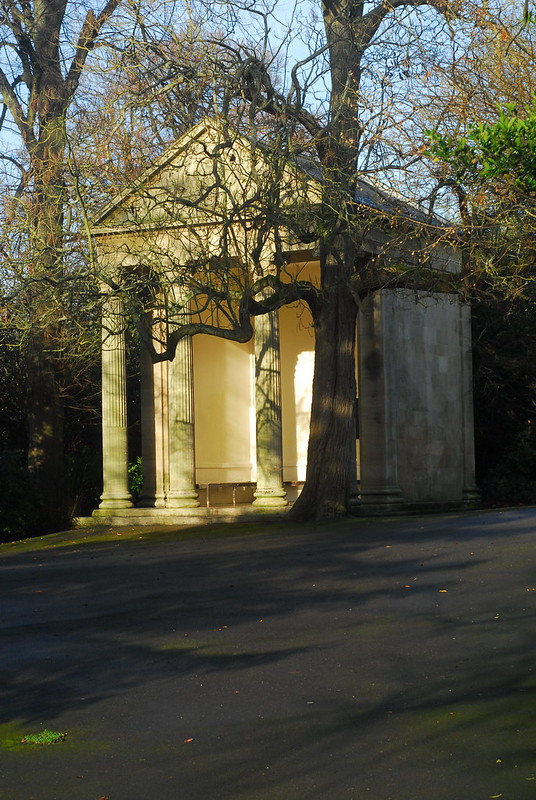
0,0,123,528
113,0,471,519
411,4,536,503
0,0,476,525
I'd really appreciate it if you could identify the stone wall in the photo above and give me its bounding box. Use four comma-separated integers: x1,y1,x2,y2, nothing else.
358,288,475,508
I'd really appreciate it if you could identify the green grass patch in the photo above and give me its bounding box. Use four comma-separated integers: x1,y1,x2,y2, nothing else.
0,722,67,750
0,506,488,558
21,730,66,745
0,521,287,557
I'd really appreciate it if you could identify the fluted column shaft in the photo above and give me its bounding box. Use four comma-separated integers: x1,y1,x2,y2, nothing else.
138,320,169,508
253,310,287,506
99,294,133,509
166,313,199,507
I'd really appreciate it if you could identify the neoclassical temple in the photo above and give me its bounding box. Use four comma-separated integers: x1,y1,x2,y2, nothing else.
88,119,478,525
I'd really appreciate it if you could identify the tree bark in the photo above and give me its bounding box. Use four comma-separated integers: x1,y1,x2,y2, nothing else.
290,238,358,519
0,0,121,531
25,113,68,530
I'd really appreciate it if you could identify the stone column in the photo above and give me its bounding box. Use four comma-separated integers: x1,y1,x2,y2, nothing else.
253,310,287,507
137,321,169,508
99,293,133,509
459,301,480,504
166,309,199,507
357,291,403,511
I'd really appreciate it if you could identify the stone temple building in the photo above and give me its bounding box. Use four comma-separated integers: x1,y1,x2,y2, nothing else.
86,118,479,525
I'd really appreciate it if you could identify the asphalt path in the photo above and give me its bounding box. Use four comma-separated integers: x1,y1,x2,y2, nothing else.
1,508,536,800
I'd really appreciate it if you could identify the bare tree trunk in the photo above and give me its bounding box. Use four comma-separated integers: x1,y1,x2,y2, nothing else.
285,2,362,520
291,239,358,520
25,115,68,530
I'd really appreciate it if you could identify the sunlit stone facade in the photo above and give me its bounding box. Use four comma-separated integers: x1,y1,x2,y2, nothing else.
88,120,478,525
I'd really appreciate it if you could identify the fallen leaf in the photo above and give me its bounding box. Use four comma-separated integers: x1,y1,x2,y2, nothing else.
439,589,448,593
183,738,193,743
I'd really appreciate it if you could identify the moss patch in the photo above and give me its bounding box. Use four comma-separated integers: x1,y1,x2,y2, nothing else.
0,721,30,751
21,730,66,745
0,520,297,557
0,723,68,749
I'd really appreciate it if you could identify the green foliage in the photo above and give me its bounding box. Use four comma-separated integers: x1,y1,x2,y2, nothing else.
21,730,66,745
429,93,536,510
128,456,143,499
428,97,536,192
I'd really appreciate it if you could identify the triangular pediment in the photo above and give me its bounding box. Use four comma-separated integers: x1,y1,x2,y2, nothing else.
92,118,321,235
91,117,458,277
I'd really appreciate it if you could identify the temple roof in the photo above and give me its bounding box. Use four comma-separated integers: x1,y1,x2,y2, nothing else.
93,117,449,234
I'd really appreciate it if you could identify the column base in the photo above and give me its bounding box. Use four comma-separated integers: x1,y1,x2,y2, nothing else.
165,491,200,509
253,487,288,507
462,486,481,506
98,495,134,509
358,485,403,513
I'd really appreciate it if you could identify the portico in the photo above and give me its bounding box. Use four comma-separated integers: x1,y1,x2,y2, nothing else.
87,119,478,526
